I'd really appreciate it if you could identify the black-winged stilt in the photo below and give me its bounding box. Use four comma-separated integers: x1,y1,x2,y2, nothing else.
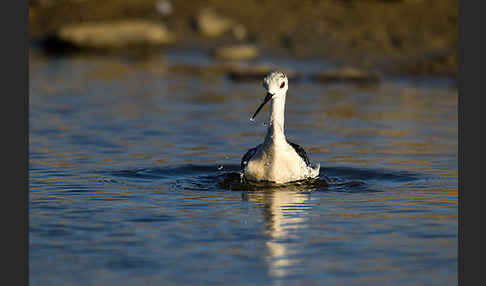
241,71,320,184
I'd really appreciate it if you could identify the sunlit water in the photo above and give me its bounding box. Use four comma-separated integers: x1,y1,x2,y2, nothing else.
29,49,457,285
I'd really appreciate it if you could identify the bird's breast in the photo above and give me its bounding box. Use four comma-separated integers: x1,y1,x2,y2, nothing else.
244,142,310,183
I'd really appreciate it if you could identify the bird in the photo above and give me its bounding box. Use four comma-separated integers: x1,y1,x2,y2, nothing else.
240,71,320,184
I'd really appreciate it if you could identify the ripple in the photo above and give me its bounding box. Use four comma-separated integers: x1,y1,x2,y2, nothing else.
96,164,424,196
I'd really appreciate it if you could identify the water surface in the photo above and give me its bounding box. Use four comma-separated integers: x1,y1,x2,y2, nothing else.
29,50,457,285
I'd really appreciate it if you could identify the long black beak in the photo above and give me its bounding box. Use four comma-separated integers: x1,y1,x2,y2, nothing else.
250,92,273,121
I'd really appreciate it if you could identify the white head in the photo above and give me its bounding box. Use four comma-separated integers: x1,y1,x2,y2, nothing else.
250,71,288,120
263,71,288,98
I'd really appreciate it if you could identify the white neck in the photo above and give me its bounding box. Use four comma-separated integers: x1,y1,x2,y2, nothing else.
264,94,286,145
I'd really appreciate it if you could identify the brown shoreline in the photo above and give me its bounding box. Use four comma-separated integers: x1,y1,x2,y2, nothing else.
29,0,457,77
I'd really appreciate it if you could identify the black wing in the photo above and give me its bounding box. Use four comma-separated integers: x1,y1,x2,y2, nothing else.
288,141,311,167
240,144,261,172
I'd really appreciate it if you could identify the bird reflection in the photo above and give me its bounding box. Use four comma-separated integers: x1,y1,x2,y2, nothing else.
242,184,317,280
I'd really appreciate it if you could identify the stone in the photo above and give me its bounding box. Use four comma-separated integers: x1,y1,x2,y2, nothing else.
156,0,173,16
232,24,247,40
57,20,175,49
195,9,235,37
213,44,259,60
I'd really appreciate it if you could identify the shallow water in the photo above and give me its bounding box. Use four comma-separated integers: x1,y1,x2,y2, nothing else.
29,49,458,285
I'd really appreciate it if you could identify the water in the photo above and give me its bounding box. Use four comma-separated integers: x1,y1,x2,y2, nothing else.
29,49,458,285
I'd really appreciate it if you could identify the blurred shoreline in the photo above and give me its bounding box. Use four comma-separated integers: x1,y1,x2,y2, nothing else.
29,0,457,78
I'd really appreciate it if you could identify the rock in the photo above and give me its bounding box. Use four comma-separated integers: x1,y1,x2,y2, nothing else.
232,24,247,40
212,44,259,61
156,0,173,16
195,9,235,37
312,67,380,84
227,64,301,82
57,20,175,49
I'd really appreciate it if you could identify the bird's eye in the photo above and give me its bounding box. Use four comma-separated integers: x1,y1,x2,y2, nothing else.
280,82,285,88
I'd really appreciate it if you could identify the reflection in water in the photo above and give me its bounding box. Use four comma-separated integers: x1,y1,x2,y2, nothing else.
243,185,316,280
